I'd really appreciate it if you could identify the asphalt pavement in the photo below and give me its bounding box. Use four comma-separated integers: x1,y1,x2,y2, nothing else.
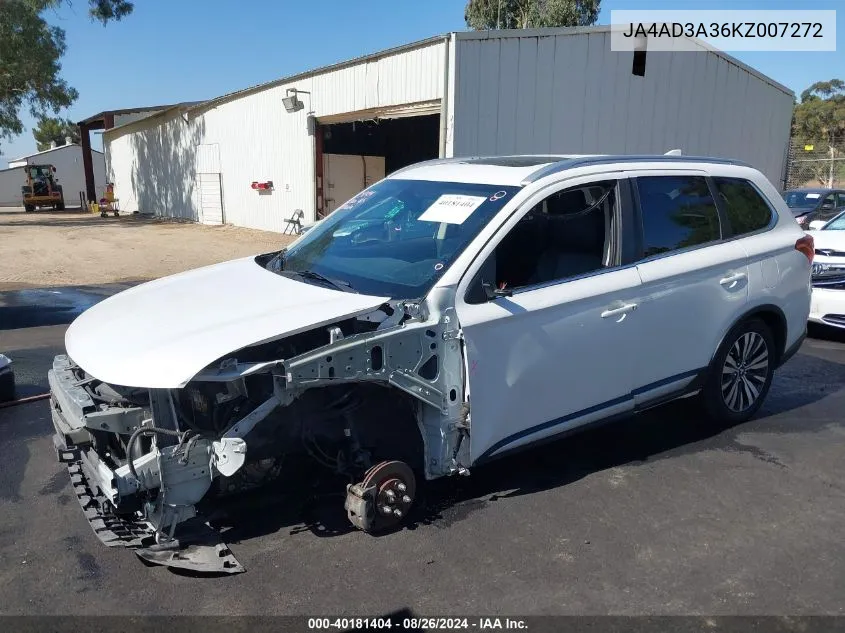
1,285,845,615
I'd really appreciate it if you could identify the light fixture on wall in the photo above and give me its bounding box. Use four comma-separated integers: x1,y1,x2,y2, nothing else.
282,88,310,113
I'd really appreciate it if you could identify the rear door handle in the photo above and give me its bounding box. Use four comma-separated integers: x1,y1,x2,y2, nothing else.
719,272,747,287
601,303,638,319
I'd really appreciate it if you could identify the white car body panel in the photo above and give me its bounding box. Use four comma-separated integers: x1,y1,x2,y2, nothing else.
807,229,845,328
64,256,389,389
458,267,642,462
809,228,845,253
810,287,845,327
633,240,750,401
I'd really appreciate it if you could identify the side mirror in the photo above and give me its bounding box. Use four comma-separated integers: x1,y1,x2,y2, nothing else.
482,281,513,300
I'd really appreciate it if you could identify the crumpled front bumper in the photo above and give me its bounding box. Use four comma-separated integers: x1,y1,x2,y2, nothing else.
48,355,244,574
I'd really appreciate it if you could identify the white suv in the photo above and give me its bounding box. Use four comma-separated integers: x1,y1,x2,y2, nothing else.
49,154,813,573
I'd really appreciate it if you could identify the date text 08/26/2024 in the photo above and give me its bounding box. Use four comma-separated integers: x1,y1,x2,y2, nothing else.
307,617,529,630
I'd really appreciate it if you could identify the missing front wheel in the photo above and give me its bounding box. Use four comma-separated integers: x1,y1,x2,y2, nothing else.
344,460,416,533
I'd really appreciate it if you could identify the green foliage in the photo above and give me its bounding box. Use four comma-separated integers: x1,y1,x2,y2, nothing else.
0,0,134,149
88,0,134,25
465,0,600,30
33,116,80,150
792,79,845,145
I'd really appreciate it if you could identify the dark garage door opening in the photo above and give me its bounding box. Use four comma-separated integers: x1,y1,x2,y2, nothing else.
317,114,440,217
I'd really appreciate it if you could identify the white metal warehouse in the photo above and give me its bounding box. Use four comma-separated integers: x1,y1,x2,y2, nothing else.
103,26,795,232
0,143,106,208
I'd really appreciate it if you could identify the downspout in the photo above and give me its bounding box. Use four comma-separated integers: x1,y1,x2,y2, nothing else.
439,34,452,158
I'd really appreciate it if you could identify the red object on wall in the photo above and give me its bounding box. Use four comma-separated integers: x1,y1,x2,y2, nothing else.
251,181,274,190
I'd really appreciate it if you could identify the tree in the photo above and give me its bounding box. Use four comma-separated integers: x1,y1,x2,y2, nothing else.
465,0,600,30
33,116,80,150
0,1,133,150
791,79,845,186
792,79,845,145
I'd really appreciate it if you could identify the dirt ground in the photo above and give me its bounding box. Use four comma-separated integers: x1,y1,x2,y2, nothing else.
0,207,296,290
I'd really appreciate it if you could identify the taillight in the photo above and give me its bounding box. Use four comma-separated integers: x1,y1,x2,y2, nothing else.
795,234,815,263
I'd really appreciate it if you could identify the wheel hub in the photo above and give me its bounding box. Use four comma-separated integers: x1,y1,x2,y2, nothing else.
346,460,416,533
720,331,769,413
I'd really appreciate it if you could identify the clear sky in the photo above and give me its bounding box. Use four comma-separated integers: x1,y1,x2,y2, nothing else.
1,0,842,162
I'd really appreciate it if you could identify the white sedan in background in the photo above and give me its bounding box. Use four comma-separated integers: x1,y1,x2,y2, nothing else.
807,210,845,329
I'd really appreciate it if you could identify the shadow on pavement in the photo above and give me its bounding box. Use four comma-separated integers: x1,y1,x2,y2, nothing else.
0,283,139,330
808,322,845,344
0,215,151,229
196,348,845,550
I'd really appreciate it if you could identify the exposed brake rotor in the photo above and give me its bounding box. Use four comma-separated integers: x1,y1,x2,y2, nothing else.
346,460,416,532
363,460,416,525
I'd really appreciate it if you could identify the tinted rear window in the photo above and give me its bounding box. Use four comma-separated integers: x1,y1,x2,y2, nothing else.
713,178,773,235
636,176,722,258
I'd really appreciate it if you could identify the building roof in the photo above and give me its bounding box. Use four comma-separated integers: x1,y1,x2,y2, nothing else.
77,103,204,126
10,143,103,163
103,26,793,137
186,35,448,116
182,26,791,117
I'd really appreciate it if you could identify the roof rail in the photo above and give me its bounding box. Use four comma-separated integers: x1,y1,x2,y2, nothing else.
388,156,474,177
522,154,751,184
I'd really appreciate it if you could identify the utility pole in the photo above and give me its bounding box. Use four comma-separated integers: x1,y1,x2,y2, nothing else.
829,144,835,189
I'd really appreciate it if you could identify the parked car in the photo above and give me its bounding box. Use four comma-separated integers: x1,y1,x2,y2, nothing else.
781,187,845,229
49,154,812,573
806,209,845,329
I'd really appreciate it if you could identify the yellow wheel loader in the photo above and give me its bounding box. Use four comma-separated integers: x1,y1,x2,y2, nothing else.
22,164,65,212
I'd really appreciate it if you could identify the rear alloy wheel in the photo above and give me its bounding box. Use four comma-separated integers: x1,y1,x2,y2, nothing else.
702,319,775,423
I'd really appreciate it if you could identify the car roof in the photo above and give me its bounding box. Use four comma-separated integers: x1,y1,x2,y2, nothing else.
389,154,752,186
785,187,833,193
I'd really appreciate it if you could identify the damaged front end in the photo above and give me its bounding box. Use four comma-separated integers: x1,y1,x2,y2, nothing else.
49,298,471,574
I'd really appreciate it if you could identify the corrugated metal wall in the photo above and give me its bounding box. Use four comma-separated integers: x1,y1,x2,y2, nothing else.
105,38,446,231
106,111,201,220
452,30,794,187
0,167,26,207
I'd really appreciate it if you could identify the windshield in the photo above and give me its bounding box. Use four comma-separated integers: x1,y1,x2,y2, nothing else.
782,190,823,211
266,179,521,298
822,212,845,230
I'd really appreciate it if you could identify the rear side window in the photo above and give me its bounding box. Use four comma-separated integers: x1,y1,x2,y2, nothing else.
713,178,773,236
636,176,721,258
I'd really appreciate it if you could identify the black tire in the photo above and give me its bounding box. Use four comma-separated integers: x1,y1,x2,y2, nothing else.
56,202,65,210
24,205,35,213
701,318,775,424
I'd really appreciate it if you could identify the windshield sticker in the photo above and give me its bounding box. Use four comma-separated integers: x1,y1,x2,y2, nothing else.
806,193,821,199
489,190,508,202
418,194,488,224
